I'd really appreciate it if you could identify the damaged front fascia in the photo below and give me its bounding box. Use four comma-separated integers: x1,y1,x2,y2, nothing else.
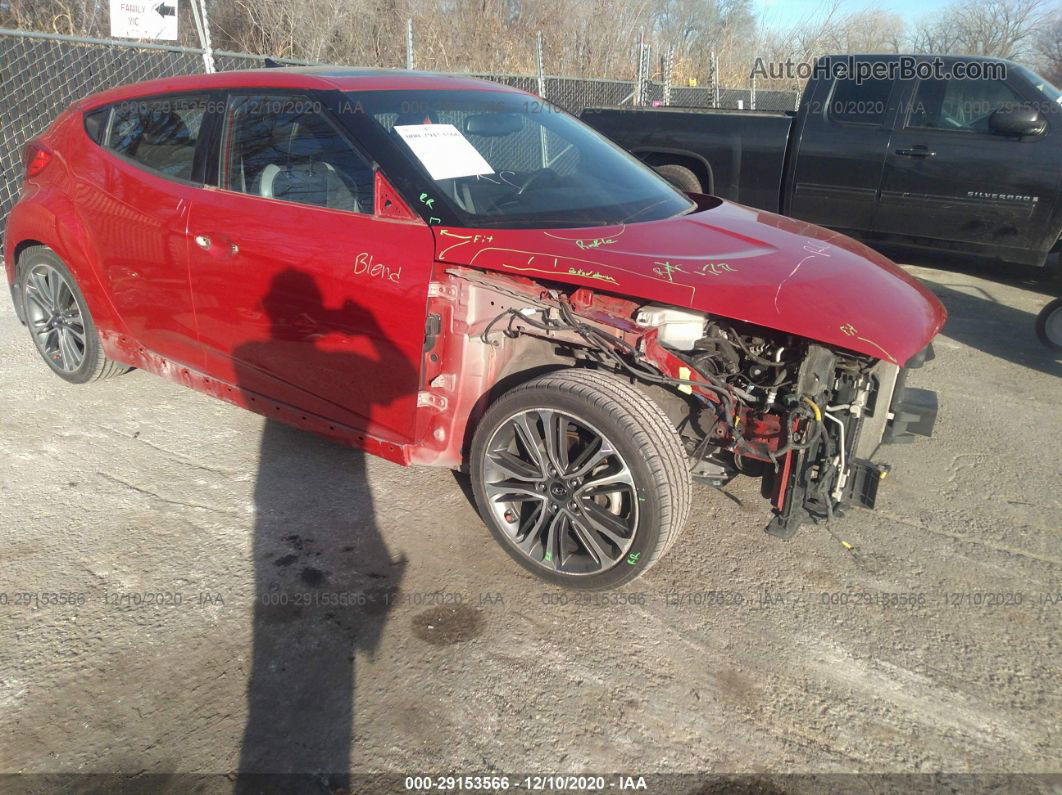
409,263,797,471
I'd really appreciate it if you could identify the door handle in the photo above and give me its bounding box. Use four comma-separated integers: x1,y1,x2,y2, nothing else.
896,147,936,158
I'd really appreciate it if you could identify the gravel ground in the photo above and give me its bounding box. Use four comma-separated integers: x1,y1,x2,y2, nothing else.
0,258,1059,791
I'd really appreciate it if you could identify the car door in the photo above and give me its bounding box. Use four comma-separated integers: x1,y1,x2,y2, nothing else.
186,91,435,445
785,58,901,234
875,66,1058,264
75,92,215,368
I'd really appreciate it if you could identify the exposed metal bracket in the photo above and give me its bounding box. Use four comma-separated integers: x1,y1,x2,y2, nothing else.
417,391,448,411
430,373,455,391
427,282,458,300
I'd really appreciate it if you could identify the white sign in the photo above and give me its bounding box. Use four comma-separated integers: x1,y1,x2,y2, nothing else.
394,124,495,181
110,0,178,41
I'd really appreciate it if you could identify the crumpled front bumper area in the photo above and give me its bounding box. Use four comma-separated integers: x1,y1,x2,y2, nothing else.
766,343,939,537
883,346,939,444
843,344,941,513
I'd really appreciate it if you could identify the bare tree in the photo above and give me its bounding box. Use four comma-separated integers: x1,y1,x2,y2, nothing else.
827,10,906,53
1033,10,1062,85
909,0,1053,60
3,0,109,36
751,0,906,88
2,0,1057,89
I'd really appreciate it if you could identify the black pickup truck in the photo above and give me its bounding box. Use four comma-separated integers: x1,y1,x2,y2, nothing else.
582,54,1062,267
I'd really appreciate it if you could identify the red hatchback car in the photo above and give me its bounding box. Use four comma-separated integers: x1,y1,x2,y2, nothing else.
4,67,946,588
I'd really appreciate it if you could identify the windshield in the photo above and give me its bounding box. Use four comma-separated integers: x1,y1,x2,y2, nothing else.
342,89,695,228
1015,65,1062,104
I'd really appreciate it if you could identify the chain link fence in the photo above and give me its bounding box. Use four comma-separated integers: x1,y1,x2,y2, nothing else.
0,27,799,235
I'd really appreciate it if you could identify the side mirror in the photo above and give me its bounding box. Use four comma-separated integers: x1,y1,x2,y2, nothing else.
989,106,1046,137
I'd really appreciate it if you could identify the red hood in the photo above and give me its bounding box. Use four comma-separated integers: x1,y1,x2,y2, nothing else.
433,201,946,365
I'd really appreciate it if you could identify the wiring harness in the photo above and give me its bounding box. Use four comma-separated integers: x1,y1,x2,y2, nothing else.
480,299,824,469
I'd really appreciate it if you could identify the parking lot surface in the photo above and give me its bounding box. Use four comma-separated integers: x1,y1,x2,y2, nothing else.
0,259,1059,785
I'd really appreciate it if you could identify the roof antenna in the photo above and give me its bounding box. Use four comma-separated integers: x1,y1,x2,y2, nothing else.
263,57,284,68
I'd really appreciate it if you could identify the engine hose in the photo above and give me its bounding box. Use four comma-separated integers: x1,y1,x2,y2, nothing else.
802,397,823,422
724,326,788,367
765,404,824,466
486,301,754,451
555,301,747,408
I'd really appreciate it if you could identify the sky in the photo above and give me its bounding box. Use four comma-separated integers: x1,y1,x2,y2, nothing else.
754,0,957,30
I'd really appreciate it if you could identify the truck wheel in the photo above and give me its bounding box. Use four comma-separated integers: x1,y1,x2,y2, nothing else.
655,164,702,194
1035,297,1062,351
18,246,130,384
470,369,691,589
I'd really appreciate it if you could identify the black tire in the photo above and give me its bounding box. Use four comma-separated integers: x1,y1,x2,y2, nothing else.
1035,297,1062,351
18,246,130,383
470,368,691,589
655,163,702,194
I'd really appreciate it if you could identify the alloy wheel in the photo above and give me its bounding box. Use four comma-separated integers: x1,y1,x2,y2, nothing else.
480,408,639,575
24,262,87,373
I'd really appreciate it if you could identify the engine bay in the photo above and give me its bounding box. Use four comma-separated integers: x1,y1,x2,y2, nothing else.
635,307,903,537
452,272,937,538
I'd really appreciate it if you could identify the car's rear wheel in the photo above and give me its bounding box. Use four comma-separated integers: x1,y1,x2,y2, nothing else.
1035,297,1062,351
18,246,129,383
470,369,691,589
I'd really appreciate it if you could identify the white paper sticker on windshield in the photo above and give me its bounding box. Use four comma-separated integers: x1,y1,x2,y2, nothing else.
394,123,495,181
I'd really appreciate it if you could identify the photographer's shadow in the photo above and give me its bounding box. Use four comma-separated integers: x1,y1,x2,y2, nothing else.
233,269,410,792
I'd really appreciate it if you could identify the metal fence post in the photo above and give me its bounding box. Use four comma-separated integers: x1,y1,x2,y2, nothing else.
536,31,546,99
642,43,652,105
661,47,673,106
633,31,642,106
711,51,719,108
534,32,549,166
188,0,214,73
406,18,414,70
634,40,650,106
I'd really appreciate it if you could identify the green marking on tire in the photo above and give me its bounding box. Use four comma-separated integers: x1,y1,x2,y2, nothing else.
626,552,641,566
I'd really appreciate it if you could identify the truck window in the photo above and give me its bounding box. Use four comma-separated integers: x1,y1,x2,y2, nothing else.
1013,64,1060,105
907,76,1025,133
828,77,891,125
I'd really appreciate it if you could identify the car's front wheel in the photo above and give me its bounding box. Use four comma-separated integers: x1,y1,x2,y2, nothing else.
470,369,691,589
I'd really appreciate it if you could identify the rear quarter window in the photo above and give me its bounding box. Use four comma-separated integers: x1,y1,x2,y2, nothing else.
828,76,892,125
83,107,110,143
104,94,209,182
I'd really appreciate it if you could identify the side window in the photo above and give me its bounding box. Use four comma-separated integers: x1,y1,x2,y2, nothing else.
907,77,1025,133
106,94,207,181
828,76,892,125
221,94,374,213
84,107,110,144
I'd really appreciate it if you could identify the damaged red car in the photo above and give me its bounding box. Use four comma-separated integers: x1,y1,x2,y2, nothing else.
4,68,946,588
